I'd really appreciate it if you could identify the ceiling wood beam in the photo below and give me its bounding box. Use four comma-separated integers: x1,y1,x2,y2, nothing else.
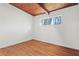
38,3,49,14
38,3,78,15
44,3,78,14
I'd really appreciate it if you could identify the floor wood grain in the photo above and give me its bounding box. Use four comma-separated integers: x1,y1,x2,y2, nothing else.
0,39,79,56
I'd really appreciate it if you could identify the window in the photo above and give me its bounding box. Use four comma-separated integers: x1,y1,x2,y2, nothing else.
52,16,61,25
41,18,52,25
41,16,61,25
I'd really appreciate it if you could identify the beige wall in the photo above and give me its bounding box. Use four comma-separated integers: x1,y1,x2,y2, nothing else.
0,4,33,48
33,5,79,50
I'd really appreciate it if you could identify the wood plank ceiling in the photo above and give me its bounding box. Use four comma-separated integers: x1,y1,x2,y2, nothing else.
10,3,78,16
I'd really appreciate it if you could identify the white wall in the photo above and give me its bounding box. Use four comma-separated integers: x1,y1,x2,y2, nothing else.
0,4,33,48
33,5,79,50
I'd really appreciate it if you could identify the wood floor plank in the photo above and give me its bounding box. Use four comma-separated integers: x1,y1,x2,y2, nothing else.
0,39,79,56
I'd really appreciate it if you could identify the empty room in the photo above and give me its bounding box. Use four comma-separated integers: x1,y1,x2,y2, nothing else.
0,3,79,56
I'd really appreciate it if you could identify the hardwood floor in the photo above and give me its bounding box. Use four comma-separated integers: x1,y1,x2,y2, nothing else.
0,39,79,56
